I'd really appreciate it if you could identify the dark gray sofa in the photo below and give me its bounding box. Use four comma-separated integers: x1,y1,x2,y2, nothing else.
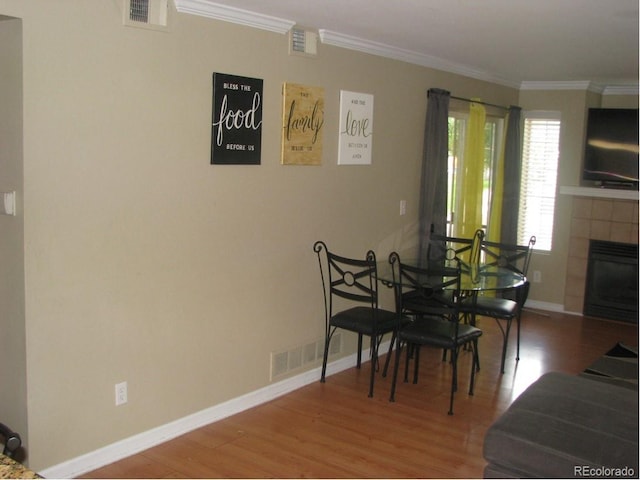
483,371,638,478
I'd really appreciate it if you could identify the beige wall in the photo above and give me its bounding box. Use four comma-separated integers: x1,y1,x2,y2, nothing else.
0,1,523,470
0,14,27,446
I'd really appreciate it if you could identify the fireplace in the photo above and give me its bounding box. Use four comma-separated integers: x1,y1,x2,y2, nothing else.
583,240,638,323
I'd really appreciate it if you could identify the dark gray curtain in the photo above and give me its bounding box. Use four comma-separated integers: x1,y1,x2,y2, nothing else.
499,106,522,245
418,88,450,264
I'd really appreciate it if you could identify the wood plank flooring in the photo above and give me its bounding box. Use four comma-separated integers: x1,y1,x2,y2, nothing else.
82,311,638,478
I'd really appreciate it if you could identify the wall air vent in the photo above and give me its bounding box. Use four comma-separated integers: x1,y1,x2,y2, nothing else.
123,0,169,31
131,0,150,22
289,26,318,57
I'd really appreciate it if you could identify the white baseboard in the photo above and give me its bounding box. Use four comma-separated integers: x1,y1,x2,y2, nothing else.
40,342,389,479
524,299,569,314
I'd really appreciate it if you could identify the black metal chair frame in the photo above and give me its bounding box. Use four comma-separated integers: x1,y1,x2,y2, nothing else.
313,240,401,398
428,229,484,272
469,236,536,373
388,251,482,415
427,229,484,363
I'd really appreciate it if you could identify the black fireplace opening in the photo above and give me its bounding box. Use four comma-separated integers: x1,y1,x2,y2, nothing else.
584,240,638,323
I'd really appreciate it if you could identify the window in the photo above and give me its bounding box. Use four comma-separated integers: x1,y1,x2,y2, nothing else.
447,109,560,251
518,112,561,250
447,112,503,236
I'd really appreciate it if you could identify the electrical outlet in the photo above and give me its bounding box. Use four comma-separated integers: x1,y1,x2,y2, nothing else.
399,200,407,216
533,271,542,283
115,381,128,406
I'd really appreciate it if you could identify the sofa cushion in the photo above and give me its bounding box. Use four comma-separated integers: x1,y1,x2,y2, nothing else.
483,372,638,478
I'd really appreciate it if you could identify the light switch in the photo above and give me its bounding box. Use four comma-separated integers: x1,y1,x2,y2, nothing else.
399,200,407,216
2,192,16,216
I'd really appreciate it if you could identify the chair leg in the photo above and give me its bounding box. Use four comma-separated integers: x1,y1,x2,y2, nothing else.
368,335,376,398
448,347,458,415
382,331,396,377
389,339,404,402
499,317,513,374
356,334,363,368
373,333,385,371
321,334,331,383
468,339,479,395
451,347,459,392
403,343,412,383
412,346,421,384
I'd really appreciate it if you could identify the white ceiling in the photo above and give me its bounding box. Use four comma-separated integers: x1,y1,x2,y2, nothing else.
175,0,639,90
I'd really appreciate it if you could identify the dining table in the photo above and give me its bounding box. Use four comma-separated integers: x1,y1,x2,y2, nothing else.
377,256,527,330
376,256,527,372
376,258,526,297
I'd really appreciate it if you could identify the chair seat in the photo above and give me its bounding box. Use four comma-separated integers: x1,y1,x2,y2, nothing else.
331,306,400,335
462,296,518,318
401,290,454,316
399,319,482,350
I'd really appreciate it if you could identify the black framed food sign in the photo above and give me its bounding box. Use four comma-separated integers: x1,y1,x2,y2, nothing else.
211,73,263,165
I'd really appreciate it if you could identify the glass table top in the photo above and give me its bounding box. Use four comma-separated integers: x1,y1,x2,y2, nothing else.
377,260,525,292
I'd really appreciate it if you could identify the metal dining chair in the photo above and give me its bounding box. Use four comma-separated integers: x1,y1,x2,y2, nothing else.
388,251,482,415
313,241,407,398
464,236,536,373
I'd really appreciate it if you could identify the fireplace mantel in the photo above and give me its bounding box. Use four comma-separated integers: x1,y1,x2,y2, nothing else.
560,186,639,201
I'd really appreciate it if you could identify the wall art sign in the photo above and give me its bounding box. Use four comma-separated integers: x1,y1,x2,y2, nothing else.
211,73,263,165
338,90,373,165
281,82,324,165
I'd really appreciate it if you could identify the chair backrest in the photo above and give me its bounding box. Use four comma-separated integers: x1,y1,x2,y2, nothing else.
479,236,536,276
313,241,379,318
429,228,484,270
389,251,461,317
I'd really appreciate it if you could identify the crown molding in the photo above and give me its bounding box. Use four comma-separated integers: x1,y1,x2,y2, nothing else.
520,81,639,95
318,29,520,89
173,0,295,34
520,80,595,91
173,2,636,94
602,84,639,96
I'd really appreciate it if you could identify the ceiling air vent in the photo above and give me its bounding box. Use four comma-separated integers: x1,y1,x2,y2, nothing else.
123,0,169,31
289,26,318,57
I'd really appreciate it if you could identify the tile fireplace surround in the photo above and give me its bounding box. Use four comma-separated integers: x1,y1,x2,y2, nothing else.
564,187,639,315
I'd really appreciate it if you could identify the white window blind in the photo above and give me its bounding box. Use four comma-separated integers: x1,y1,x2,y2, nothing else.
518,112,561,250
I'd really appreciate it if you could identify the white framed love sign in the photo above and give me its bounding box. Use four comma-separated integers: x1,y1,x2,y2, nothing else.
338,90,373,165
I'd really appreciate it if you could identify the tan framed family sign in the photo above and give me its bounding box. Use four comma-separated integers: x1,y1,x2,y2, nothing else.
281,83,325,165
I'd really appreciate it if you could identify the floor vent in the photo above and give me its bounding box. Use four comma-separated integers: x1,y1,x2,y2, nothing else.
270,334,340,381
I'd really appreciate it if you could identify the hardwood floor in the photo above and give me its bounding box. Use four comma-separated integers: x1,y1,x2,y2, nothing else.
82,311,638,478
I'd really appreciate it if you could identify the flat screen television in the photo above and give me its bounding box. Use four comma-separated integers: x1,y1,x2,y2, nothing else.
582,108,639,189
